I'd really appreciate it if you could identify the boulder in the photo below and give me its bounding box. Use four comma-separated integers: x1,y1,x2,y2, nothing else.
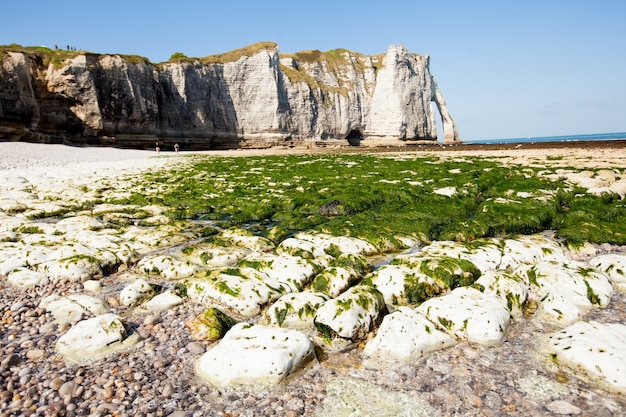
56,313,138,362
136,255,199,280
545,321,626,394
6,267,49,288
143,290,184,312
514,261,613,324
363,307,456,362
186,307,238,341
119,278,161,307
590,254,626,292
265,291,330,328
185,267,287,317
40,293,109,323
238,252,319,291
473,270,528,317
369,264,443,307
314,285,386,345
416,286,510,345
196,323,314,387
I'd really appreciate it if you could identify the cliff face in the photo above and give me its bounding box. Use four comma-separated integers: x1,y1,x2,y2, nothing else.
0,43,459,149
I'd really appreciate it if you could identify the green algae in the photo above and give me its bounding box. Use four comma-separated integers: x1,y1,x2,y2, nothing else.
104,153,626,248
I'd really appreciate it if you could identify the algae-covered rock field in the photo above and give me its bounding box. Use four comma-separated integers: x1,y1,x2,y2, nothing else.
1,145,626,415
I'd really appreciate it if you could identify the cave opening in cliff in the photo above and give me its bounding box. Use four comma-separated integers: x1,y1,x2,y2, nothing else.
345,129,363,146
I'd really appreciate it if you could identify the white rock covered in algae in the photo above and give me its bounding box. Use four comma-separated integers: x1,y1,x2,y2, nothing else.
363,306,456,362
545,320,626,394
196,323,314,387
416,286,511,345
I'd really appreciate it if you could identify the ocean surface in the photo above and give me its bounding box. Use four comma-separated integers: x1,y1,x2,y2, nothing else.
466,131,626,145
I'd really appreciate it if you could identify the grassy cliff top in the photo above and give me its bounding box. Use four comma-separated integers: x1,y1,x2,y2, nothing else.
0,44,151,66
199,41,278,64
1,42,389,67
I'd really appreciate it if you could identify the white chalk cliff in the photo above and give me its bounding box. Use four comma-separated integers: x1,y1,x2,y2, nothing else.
0,42,459,148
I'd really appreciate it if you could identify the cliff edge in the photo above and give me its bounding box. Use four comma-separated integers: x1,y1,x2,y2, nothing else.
0,42,459,149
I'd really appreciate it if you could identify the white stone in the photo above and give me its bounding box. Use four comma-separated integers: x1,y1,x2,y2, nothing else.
265,291,330,328
217,228,274,252
182,244,250,268
119,278,158,307
136,255,198,280
473,270,528,316
82,280,102,292
278,232,376,257
433,186,457,197
515,261,613,310
196,323,314,387
6,267,49,288
416,287,510,345
143,290,184,311
40,293,110,323
363,307,456,362
311,266,360,298
239,253,318,291
186,267,283,317
314,285,385,342
590,254,626,292
534,292,582,325
276,237,318,257
0,244,29,275
545,321,626,394
369,264,442,306
56,313,138,362
38,255,103,282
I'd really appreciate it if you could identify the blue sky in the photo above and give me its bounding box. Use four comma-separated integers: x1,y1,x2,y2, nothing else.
2,0,625,141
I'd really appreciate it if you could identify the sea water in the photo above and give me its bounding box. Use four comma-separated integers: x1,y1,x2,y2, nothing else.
467,131,626,145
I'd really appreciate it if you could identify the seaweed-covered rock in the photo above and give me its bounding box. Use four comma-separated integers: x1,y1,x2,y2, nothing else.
214,228,274,252
277,231,377,257
318,200,356,217
119,278,162,307
545,321,626,394
38,254,104,282
196,323,314,387
184,267,288,317
392,255,481,290
590,253,626,292
515,261,613,323
238,253,320,291
265,291,330,328
136,255,199,280
314,285,386,345
416,286,510,345
181,243,251,268
369,264,443,306
186,307,238,341
472,270,528,317
311,267,361,298
363,306,456,362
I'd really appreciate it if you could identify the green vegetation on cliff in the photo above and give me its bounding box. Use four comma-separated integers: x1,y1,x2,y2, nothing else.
200,41,278,65
0,44,83,67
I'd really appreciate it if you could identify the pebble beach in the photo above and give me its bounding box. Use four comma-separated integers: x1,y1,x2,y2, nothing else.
1,141,626,417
